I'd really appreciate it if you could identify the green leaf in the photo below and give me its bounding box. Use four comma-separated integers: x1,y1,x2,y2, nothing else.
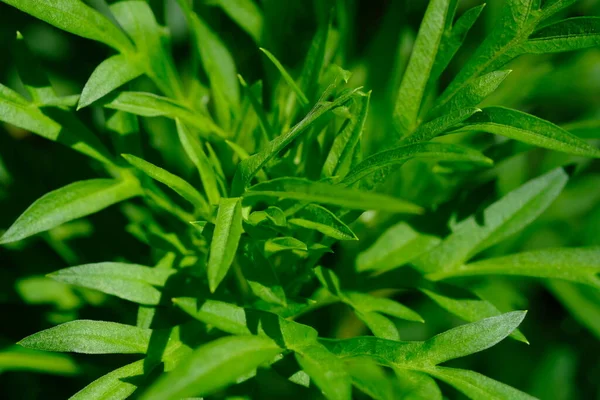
216,0,264,43
427,70,511,120
78,54,144,110
345,360,396,400
264,237,308,257
342,143,492,186
356,222,440,273
238,75,274,139
104,92,225,138
0,84,115,164
427,247,600,288
14,33,59,105
110,0,182,98
141,336,282,400
245,177,423,213
241,242,287,306
417,311,526,365
427,367,536,400
232,86,360,194
260,47,309,106
18,320,151,354
70,359,145,400
420,287,528,343
2,0,133,53
322,311,525,368
176,120,221,205
248,206,287,227
345,292,424,323
394,369,442,400
174,297,252,336
521,17,600,54
322,92,370,179
398,107,482,146
355,311,401,340
431,4,486,83
393,0,451,134
414,168,569,274
289,204,358,241
298,18,330,104
294,344,352,400
180,3,239,127
207,197,244,292
48,262,176,305
122,154,209,212
1,178,141,244
0,346,79,376
456,107,600,158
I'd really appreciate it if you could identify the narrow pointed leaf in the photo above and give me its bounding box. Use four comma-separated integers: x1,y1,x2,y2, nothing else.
216,0,264,43
122,154,208,211
264,237,308,256
343,143,492,186
232,87,360,194
104,92,225,138
141,336,282,400
289,204,358,240
70,359,145,400
321,311,525,367
345,292,424,323
2,0,133,53
79,54,144,109
399,107,481,146
207,197,244,292
414,168,568,274
356,222,440,273
294,344,352,400
1,178,141,244
420,287,528,343
394,369,442,400
428,70,511,119
176,120,221,205
260,47,309,106
393,0,451,134
428,247,600,288
521,17,600,54
322,92,370,178
431,4,486,82
426,367,537,400
456,107,600,158
245,177,423,213
48,262,176,305
18,320,151,354
111,1,182,98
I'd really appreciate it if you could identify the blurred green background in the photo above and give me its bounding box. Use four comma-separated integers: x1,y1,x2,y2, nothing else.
1,0,600,398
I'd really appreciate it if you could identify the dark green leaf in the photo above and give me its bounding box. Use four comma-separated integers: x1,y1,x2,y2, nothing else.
122,154,209,212
414,168,569,274
19,320,151,354
245,177,423,213
207,197,244,292
216,0,264,43
1,178,141,244
2,0,133,53
79,54,144,109
289,204,358,241
48,262,176,305
427,367,536,400
456,107,600,158
356,222,440,273
294,344,352,400
521,17,600,54
393,0,451,134
343,143,492,185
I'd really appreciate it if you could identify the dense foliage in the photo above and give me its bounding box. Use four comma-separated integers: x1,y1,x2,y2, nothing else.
1,0,600,399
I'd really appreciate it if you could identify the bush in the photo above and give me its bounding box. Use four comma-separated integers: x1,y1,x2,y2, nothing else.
1,0,600,399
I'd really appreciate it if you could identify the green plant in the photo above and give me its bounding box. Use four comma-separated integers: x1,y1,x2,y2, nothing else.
1,0,600,399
